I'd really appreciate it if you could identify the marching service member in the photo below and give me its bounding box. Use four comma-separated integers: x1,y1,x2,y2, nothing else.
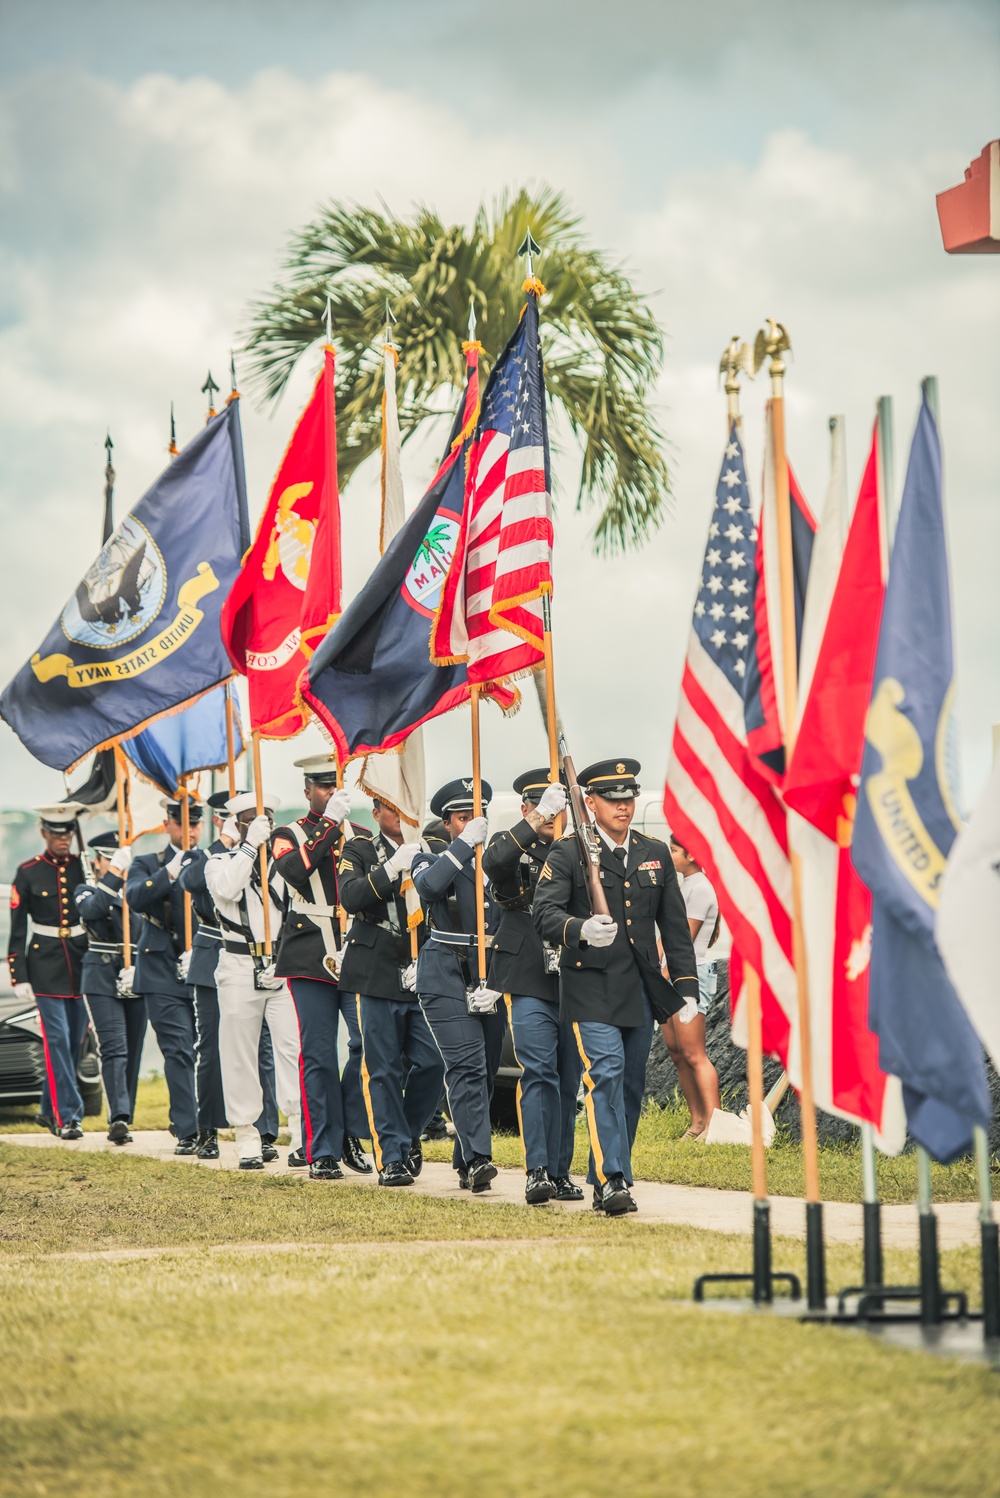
271,755,372,1181
8,803,89,1138
412,778,503,1193
178,791,280,1162
483,770,583,1206
533,759,699,1216
126,797,204,1154
204,791,302,1171
73,831,146,1144
338,797,444,1188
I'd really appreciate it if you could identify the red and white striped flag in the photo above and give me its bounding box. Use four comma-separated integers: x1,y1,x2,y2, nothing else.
431,292,552,687
663,421,797,1066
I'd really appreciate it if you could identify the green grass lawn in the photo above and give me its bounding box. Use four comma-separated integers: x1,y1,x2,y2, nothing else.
0,1074,988,1203
0,1145,996,1498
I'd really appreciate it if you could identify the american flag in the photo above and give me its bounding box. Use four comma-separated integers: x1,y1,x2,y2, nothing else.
663,423,797,1064
432,293,552,686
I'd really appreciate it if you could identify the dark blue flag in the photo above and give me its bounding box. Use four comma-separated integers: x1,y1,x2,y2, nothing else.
852,392,989,1161
122,683,244,797
302,349,513,761
0,401,250,772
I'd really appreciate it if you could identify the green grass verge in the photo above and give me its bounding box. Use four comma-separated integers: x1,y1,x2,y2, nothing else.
0,1215,996,1496
1,1074,988,1203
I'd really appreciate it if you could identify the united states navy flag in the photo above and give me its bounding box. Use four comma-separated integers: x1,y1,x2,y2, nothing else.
0,401,250,771
852,392,990,1162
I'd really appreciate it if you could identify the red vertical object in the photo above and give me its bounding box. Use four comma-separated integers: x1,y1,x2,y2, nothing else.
936,141,1000,254
221,346,342,738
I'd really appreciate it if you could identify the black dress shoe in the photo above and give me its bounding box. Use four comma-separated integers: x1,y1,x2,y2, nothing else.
457,1167,470,1189
342,1135,373,1174
287,1147,308,1168
35,1113,57,1135
592,1187,605,1213
378,1160,414,1187
407,1138,423,1178
552,1175,584,1202
421,1112,449,1142
600,1174,635,1217
525,1166,555,1205
239,1155,265,1170
261,1141,279,1163
59,1121,83,1140
468,1155,497,1193
174,1135,199,1156
108,1119,132,1146
196,1131,220,1160
309,1156,344,1180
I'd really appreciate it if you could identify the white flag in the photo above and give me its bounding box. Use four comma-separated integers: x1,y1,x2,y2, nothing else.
937,754,1000,1072
359,341,426,829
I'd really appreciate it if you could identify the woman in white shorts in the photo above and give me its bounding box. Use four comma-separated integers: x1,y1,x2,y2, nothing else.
660,837,722,1139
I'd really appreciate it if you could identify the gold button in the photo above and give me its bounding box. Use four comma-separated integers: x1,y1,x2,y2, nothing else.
626,919,632,925
624,881,630,889
575,961,581,968
625,900,631,907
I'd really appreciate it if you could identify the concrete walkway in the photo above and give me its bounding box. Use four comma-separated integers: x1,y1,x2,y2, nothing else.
2,1129,983,1250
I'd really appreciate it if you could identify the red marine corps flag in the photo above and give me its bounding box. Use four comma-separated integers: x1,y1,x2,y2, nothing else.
221,344,342,738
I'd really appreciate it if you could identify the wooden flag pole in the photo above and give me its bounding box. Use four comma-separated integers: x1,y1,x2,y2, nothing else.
251,729,272,955
224,681,237,797
335,756,347,938
757,318,825,1310
114,746,131,969
179,775,193,951
470,685,488,984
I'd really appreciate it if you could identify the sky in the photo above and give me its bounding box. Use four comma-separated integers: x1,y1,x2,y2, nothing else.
0,0,998,822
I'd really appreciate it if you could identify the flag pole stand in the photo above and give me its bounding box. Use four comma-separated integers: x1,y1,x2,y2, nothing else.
693,966,801,1306
114,746,131,970
470,685,488,986
861,1123,884,1299
756,319,827,1311
974,1125,1000,1341
251,729,272,956
916,1146,943,1326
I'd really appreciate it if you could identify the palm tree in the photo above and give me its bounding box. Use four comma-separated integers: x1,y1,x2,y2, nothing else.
242,187,669,553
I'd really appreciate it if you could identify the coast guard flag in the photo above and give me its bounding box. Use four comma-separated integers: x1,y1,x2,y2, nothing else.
852,393,989,1162
431,291,553,686
302,345,514,762
663,421,797,1067
121,683,244,797
0,401,250,772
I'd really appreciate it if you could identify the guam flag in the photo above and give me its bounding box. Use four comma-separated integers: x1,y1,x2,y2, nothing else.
303,344,513,762
0,400,250,771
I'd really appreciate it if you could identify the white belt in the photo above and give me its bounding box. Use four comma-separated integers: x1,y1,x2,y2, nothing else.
33,923,85,939
288,890,338,919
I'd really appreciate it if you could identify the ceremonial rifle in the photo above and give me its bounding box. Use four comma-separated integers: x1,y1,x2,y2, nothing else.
558,734,611,920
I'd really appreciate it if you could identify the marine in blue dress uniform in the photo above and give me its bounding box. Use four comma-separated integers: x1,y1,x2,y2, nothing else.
177,790,279,1161
532,759,699,1216
412,777,503,1192
338,798,444,1187
73,831,146,1143
483,769,583,1205
125,797,204,1153
271,754,372,1180
8,803,90,1137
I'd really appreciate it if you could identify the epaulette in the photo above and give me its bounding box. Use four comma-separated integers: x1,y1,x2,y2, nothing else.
19,855,43,870
424,836,449,855
349,822,374,839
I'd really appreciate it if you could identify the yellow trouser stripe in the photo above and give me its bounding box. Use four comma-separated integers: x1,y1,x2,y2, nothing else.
504,995,527,1170
355,994,384,1172
572,1022,606,1186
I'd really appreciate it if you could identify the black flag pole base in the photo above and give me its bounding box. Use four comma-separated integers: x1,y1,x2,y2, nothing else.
833,1207,970,1327
693,1200,802,1306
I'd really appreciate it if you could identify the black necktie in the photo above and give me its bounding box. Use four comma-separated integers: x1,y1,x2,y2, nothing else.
613,846,626,871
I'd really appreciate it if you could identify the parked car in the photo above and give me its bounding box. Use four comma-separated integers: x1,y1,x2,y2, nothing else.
0,883,103,1115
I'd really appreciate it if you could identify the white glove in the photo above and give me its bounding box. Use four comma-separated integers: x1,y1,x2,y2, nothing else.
243,814,271,850
457,816,488,848
220,816,239,847
386,842,421,877
676,997,700,1025
467,983,502,1013
176,950,192,983
581,914,618,948
109,844,133,874
536,783,567,818
166,849,186,880
326,788,352,825
13,981,34,1003
116,966,136,997
400,961,417,992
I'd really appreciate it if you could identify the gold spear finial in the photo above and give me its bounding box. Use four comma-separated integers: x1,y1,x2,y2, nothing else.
752,318,792,391
719,336,754,423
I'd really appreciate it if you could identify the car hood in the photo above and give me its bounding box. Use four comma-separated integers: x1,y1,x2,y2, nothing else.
0,989,33,1023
